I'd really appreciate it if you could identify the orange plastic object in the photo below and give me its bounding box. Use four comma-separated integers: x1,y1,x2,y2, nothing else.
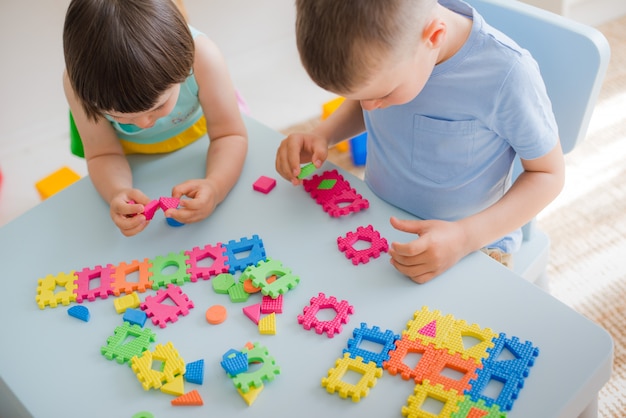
205,304,227,324
35,166,81,200
171,389,204,406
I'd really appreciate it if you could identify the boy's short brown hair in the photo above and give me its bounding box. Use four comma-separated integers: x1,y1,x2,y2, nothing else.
63,0,194,121
296,0,436,94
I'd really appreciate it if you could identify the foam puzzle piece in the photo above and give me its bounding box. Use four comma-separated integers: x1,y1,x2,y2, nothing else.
101,322,156,365
237,384,264,406
230,342,280,394
221,349,249,376
123,308,148,327
172,389,204,406
343,323,400,368
36,271,78,309
321,353,383,402
383,335,440,382
425,350,480,393
404,306,457,349
68,305,90,322
297,162,317,179
322,188,370,217
243,303,262,325
258,312,276,335
243,258,300,298
149,251,190,290
450,397,506,418
302,170,351,202
185,359,205,385
185,243,229,281
402,379,463,418
112,259,153,296
222,235,266,274
253,175,277,193
159,196,180,211
142,200,160,220
74,264,116,303
212,273,236,294
131,342,186,391
228,282,250,303
114,292,141,314
337,225,388,265
166,217,185,227
260,294,283,314
297,292,354,338
140,284,194,328
161,374,185,396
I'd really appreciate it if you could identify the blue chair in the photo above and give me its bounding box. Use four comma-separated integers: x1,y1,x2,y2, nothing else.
466,0,611,286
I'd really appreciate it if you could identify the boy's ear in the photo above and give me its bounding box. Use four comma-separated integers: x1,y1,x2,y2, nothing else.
422,19,447,49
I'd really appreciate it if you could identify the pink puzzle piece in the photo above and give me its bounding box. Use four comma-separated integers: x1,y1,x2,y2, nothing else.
159,197,180,211
418,320,437,338
140,284,194,328
185,243,229,282
253,175,277,194
74,264,116,303
243,303,262,325
297,292,354,338
337,224,389,265
142,200,160,220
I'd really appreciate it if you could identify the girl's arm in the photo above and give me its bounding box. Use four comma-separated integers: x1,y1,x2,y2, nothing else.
169,35,248,221
63,72,150,234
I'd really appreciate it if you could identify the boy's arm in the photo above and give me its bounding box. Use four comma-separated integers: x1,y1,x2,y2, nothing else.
312,99,367,146
390,141,564,283
459,141,565,252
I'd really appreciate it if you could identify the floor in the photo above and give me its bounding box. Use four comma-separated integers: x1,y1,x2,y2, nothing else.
0,0,335,227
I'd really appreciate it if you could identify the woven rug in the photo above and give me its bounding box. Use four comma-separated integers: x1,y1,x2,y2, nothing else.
536,15,626,417
281,14,626,417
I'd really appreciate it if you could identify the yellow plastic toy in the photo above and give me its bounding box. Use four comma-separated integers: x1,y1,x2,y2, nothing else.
35,166,81,200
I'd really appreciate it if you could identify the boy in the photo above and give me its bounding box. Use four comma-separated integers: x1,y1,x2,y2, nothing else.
275,0,565,283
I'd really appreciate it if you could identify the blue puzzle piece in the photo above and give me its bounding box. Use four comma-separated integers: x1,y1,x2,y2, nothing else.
123,308,147,327
220,349,249,376
185,359,205,385
68,305,90,322
343,322,400,367
222,235,266,274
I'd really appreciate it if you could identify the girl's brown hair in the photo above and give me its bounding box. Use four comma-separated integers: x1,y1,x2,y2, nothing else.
295,0,436,94
63,0,194,121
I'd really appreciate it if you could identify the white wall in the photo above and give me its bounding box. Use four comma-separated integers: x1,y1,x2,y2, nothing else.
523,0,626,26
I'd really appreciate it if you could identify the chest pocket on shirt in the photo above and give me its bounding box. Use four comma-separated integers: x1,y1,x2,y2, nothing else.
412,115,476,184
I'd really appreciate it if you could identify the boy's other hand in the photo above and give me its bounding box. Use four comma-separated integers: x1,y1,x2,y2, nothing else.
388,216,469,284
275,132,328,185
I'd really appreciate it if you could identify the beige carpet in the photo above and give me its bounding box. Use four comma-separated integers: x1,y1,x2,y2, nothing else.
282,14,626,417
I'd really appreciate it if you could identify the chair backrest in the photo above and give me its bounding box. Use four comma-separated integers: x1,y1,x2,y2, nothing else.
466,0,610,243
466,0,610,155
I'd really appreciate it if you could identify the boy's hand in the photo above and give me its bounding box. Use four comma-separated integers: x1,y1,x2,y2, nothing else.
168,179,218,224
388,216,470,284
275,132,329,185
110,189,151,237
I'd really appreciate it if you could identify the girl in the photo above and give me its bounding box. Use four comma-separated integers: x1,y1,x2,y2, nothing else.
63,0,248,236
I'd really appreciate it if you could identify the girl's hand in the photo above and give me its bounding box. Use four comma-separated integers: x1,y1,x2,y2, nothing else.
388,216,470,284
275,132,329,185
109,189,151,236
168,179,219,224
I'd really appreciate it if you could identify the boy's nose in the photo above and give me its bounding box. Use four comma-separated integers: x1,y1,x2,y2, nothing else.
136,117,156,129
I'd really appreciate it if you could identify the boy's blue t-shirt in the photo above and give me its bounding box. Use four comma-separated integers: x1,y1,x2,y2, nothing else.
363,0,558,253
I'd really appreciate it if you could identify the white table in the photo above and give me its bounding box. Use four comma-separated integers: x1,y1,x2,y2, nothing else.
0,116,612,418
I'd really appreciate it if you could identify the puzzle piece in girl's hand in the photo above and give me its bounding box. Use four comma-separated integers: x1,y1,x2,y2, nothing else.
143,200,160,220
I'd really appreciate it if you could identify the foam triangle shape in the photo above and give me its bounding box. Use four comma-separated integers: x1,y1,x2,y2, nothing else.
418,320,437,337
171,389,204,406
160,374,185,396
243,303,261,324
